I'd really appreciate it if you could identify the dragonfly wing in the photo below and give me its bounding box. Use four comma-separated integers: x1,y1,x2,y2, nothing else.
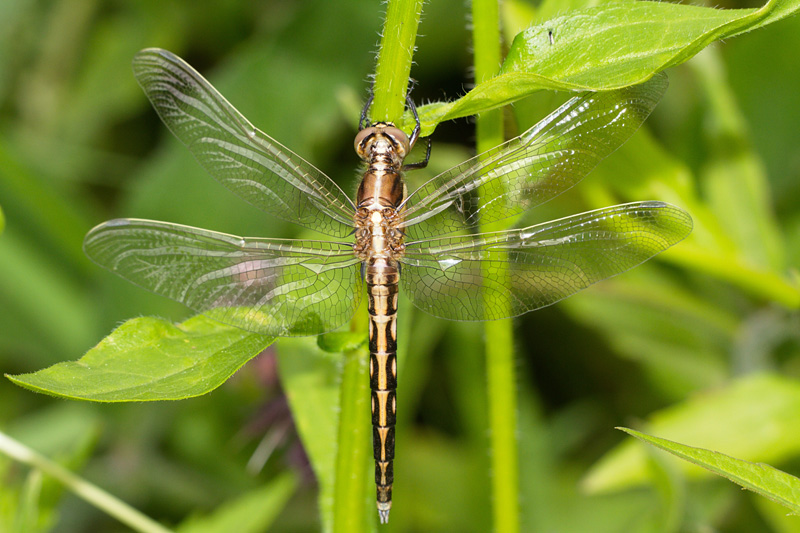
400,202,691,321
84,219,362,336
132,48,355,238
402,74,668,240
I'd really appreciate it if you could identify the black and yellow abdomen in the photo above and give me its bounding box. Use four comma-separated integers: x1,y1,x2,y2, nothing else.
365,258,400,521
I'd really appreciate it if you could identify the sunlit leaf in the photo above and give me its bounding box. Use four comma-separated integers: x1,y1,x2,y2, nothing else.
416,0,800,133
6,315,273,401
618,427,800,515
584,374,800,493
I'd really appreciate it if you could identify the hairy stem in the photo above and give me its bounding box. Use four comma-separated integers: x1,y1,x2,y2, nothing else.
472,0,521,532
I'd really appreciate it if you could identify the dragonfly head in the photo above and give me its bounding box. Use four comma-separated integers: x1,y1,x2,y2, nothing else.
354,122,411,164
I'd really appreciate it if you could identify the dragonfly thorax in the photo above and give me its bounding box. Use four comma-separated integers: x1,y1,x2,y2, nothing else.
353,207,405,261
354,122,409,257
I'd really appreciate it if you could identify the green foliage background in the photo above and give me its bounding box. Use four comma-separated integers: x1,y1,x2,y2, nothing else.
1,0,799,531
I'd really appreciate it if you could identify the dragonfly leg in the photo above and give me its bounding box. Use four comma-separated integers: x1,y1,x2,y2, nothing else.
405,87,421,148
402,137,431,171
402,89,431,171
359,92,375,130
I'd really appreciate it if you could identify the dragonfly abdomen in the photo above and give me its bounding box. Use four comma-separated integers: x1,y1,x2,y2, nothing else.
365,258,399,524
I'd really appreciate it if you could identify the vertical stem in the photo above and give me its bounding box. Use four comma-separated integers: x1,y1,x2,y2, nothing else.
483,319,519,532
333,304,371,533
371,0,425,125
472,1,521,532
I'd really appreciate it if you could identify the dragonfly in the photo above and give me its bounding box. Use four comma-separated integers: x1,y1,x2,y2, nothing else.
84,48,692,524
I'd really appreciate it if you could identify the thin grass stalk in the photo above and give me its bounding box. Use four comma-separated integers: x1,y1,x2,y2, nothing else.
0,431,173,533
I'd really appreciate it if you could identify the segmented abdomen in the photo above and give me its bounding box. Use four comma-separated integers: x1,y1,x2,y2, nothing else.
365,257,399,522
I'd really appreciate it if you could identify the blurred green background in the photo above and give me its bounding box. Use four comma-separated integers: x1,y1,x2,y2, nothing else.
1,0,799,531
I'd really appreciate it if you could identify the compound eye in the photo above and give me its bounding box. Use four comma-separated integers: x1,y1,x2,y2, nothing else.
354,127,379,158
382,126,410,155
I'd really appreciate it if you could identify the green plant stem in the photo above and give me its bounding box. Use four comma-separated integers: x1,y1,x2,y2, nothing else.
0,430,173,533
371,0,424,125
472,1,520,532
333,303,371,532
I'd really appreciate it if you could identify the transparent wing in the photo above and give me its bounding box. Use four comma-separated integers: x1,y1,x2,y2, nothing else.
400,202,691,321
133,48,355,238
84,219,362,336
401,74,668,240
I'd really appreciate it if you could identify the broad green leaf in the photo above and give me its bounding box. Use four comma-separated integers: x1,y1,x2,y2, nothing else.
415,0,800,133
176,472,298,533
583,374,800,493
277,338,344,530
619,428,800,515
503,0,798,86
6,315,273,401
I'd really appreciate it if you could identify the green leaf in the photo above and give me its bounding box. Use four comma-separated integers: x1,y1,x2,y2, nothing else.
503,0,798,87
755,496,800,533
583,374,800,493
6,315,273,401
618,427,800,515
317,331,367,353
176,472,298,533
415,0,800,133
0,204,4,234
277,338,344,529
